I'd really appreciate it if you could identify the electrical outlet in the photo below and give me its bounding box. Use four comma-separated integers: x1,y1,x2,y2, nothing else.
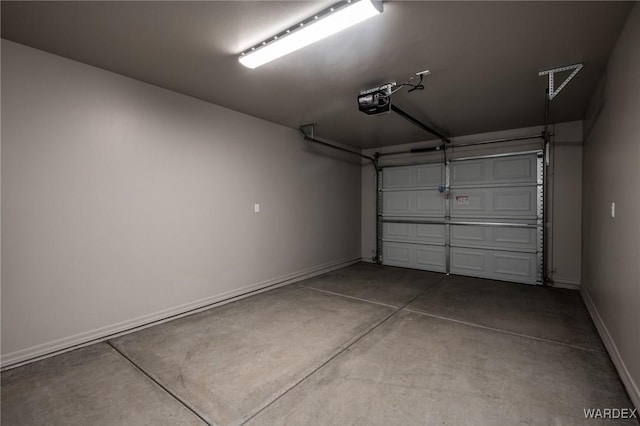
254,203,260,213
611,202,615,218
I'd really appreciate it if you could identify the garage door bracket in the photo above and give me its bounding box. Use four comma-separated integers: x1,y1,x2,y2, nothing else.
538,63,583,101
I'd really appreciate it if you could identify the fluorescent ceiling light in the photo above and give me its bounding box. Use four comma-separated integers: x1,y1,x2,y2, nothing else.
239,0,383,69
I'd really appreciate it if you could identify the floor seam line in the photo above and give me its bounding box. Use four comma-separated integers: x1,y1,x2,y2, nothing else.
299,285,400,309
241,275,448,425
402,308,607,354
106,341,212,426
399,275,449,310
414,275,448,298
239,310,399,425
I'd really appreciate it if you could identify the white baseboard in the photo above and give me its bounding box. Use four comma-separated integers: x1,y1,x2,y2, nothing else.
581,286,639,410
551,276,581,290
1,256,360,370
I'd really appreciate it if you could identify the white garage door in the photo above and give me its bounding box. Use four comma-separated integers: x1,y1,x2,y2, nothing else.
381,152,543,285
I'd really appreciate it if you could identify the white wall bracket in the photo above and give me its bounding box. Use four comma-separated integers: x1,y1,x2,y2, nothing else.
538,63,584,100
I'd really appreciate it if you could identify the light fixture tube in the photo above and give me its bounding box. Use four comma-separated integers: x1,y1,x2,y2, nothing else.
239,0,383,69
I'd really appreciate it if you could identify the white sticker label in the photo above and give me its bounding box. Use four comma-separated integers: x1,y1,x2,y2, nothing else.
456,195,469,205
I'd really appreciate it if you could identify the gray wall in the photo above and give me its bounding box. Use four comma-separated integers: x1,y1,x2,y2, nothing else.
550,122,583,287
361,122,584,289
1,40,361,365
581,3,640,409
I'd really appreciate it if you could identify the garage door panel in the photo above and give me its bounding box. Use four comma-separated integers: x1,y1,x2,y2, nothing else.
451,161,486,185
384,168,412,188
450,186,537,218
450,225,537,251
451,155,537,187
493,189,533,213
450,226,484,242
494,227,536,247
416,246,447,271
383,190,444,216
416,191,444,214
383,223,445,245
384,222,412,240
384,192,410,213
493,157,535,181
385,243,411,265
494,253,534,278
450,249,485,272
381,152,541,284
383,164,441,189
416,165,442,186
450,247,537,284
416,224,445,243
383,242,446,272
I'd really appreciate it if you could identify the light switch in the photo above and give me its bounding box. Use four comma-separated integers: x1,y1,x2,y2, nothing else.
254,203,260,213
611,202,615,218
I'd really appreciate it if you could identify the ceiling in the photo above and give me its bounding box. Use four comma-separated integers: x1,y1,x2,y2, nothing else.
1,1,634,149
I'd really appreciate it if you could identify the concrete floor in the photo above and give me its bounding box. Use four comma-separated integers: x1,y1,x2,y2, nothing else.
2,262,636,425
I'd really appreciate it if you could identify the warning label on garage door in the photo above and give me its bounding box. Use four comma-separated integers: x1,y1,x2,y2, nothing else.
455,195,470,205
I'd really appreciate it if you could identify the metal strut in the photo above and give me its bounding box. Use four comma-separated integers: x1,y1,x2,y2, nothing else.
299,124,379,171
537,63,583,285
541,91,550,285
377,134,546,157
390,104,450,143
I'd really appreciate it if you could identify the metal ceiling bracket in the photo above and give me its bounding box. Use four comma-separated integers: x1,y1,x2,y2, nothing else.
538,63,583,100
300,123,315,139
